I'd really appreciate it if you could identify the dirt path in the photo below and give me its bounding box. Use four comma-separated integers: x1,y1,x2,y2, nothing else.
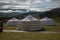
3,30,26,32
3,30,60,33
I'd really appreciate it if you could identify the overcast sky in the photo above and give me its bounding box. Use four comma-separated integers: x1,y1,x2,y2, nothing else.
0,0,60,11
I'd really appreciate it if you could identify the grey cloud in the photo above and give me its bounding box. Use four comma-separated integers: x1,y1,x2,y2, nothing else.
52,0,60,1
17,0,28,1
30,0,60,8
0,0,60,9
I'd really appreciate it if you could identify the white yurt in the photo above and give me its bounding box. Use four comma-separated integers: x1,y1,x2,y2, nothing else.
17,14,42,31
7,17,20,26
40,17,55,26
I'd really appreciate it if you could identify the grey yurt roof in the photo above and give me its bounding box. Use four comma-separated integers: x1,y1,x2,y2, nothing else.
40,17,53,21
8,17,19,21
20,14,39,21
40,17,54,25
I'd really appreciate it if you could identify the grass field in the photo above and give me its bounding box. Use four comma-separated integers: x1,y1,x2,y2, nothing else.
0,32,60,40
1,18,60,40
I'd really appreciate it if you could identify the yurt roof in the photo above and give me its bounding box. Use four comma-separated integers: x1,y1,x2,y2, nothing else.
20,14,39,21
40,17,53,21
8,17,19,21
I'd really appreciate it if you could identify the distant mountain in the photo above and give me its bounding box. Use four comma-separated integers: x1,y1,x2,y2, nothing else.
49,8,60,12
0,8,60,19
38,8,60,18
48,8,60,17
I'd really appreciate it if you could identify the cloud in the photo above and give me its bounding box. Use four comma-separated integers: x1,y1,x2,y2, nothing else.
0,0,60,11
30,1,57,8
52,0,60,1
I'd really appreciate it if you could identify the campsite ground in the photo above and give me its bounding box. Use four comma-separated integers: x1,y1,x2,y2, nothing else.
0,18,60,40
3,18,60,32
0,32,60,40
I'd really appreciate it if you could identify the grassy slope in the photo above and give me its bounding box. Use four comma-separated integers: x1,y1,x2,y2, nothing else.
0,32,60,40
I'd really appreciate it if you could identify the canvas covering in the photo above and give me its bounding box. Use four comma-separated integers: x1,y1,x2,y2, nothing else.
7,18,20,26
17,15,42,31
40,17,55,26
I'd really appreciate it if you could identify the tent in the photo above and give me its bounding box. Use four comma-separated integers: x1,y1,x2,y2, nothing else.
7,17,20,26
40,17,55,26
17,14,42,31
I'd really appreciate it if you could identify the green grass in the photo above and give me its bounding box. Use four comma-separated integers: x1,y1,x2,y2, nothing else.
44,23,60,32
0,32,60,40
3,23,16,30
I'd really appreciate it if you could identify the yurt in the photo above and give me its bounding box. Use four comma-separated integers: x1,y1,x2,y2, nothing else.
7,17,20,26
40,17,55,26
17,14,42,31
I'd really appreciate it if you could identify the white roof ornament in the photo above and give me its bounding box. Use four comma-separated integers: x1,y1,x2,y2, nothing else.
27,14,33,20
12,17,16,20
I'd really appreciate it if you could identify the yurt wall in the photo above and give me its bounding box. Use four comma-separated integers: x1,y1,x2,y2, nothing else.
17,21,42,31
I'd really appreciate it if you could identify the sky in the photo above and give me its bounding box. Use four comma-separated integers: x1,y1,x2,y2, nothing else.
0,0,60,11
